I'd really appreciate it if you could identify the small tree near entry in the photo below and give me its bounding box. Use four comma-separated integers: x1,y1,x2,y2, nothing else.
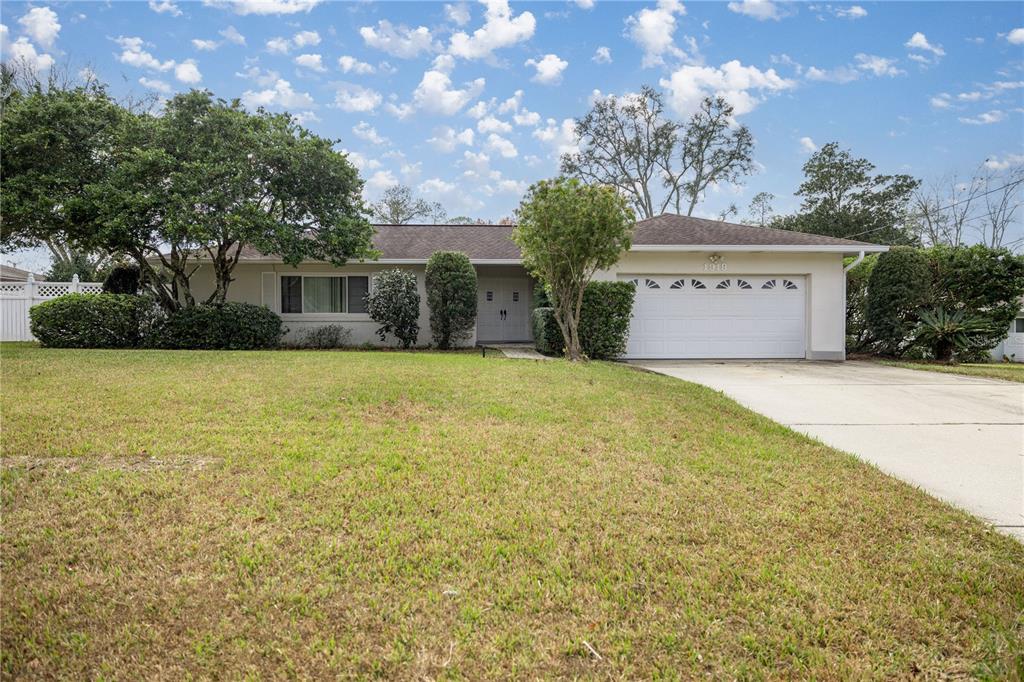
425,251,477,349
865,246,932,356
367,269,421,348
513,177,634,361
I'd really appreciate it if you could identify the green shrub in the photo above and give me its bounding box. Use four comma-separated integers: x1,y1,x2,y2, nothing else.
425,252,477,349
29,293,149,348
579,280,635,359
926,244,1024,360
152,302,282,349
532,307,562,355
366,269,420,348
102,264,141,295
533,281,635,360
288,324,351,349
913,307,997,362
845,254,877,352
866,246,932,356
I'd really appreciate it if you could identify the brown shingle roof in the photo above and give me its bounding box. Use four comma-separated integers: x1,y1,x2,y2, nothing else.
226,215,885,262
632,213,885,248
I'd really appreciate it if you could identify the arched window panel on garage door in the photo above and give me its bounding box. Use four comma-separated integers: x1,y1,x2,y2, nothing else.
737,279,752,289
690,279,707,289
670,279,686,289
715,279,731,289
762,279,777,290
783,279,799,290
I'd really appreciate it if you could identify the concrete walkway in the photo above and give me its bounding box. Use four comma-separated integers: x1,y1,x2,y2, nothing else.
633,360,1024,540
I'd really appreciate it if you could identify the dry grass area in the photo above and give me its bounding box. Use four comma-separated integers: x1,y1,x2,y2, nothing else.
880,359,1024,384
2,344,1022,679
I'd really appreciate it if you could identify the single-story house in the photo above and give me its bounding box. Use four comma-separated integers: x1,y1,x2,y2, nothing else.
988,298,1024,363
182,214,888,360
1,265,45,282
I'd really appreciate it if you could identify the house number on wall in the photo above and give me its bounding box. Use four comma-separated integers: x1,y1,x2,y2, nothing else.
703,255,727,272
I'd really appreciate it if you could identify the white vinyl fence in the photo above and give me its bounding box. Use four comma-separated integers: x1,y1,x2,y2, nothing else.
0,275,104,341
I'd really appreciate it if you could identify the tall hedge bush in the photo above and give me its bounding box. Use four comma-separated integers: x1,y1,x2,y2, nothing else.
926,244,1024,358
845,254,877,353
534,280,635,360
865,246,932,356
425,252,477,349
151,302,282,349
367,269,420,348
29,293,149,348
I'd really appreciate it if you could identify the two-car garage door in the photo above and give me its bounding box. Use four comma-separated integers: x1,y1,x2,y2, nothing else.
622,275,806,359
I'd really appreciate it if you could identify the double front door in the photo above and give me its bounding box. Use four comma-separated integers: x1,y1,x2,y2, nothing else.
477,276,531,342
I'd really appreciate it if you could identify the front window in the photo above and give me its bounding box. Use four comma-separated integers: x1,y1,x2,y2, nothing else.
280,275,369,314
1015,317,1024,333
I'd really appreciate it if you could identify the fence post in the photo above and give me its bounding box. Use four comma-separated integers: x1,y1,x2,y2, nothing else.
26,273,35,300
72,273,80,293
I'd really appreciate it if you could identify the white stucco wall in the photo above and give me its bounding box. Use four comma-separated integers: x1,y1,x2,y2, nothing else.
188,262,531,347
595,250,848,360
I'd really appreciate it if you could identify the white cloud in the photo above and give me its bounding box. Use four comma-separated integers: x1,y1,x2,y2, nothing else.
957,91,983,102
385,100,415,119
114,36,174,71
342,149,380,172
625,0,687,68
360,20,437,58
236,65,280,87
192,39,219,51
477,115,512,133
366,170,398,192
332,82,382,112
201,0,321,15
592,46,612,64
419,178,456,195
266,30,319,54
428,126,475,152
485,133,517,158
854,53,904,77
959,110,1005,125
352,121,388,145
18,7,61,49
727,0,782,21
905,32,942,63
4,35,55,72
574,0,595,8
498,90,521,113
338,55,375,74
1006,28,1024,45
241,78,315,109
412,69,485,115
930,93,952,109
448,0,536,60
467,100,489,118
149,0,182,16
139,76,172,94
220,25,246,45
660,60,796,115
835,5,867,19
984,153,1024,171
525,53,568,84
293,30,320,47
533,117,578,156
293,111,319,125
805,65,860,83
799,136,817,153
174,59,202,83
294,53,325,72
445,2,471,26
513,109,540,126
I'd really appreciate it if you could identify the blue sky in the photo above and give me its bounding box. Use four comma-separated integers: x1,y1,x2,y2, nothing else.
1,0,1023,271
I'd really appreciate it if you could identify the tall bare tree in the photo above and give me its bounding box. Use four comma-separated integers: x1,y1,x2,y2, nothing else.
370,184,447,224
560,87,755,219
910,170,985,247
978,167,1023,249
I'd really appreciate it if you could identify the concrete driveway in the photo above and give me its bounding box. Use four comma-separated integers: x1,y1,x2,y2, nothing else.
634,360,1024,540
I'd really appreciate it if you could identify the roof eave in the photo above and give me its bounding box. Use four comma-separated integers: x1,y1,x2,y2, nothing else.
628,244,889,254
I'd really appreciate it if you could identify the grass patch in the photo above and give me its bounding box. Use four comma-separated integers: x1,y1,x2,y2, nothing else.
880,359,1024,383
2,345,1022,678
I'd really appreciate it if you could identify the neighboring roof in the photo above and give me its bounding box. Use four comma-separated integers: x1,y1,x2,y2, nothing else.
0,265,45,281
631,214,888,251
176,215,888,263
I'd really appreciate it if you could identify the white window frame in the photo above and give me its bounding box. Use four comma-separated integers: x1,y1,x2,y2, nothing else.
279,272,373,321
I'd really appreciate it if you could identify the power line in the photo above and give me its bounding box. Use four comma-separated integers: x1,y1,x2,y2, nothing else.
842,176,1024,241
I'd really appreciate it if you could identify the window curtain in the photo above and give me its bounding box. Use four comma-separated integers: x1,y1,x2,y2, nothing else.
303,277,345,313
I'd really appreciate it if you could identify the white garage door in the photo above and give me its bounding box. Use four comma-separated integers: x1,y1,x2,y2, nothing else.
622,275,806,359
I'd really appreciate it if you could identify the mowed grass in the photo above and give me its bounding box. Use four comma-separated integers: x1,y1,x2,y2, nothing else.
2,345,1022,679
881,359,1024,384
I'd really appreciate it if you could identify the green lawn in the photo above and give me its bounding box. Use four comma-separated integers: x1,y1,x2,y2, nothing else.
881,359,1024,383
2,345,1022,679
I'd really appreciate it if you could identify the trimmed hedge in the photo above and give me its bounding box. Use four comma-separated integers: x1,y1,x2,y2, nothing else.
29,293,149,348
151,302,283,350
865,246,932,356
425,251,477,349
533,280,635,360
366,269,420,348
